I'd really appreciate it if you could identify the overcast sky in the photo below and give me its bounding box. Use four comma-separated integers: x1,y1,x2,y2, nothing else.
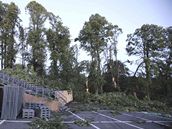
5,0,172,72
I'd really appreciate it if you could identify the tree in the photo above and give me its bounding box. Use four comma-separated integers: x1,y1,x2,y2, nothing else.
0,1,20,69
126,24,167,99
155,27,172,98
46,13,70,80
104,25,122,89
77,14,115,94
26,1,47,76
19,26,26,69
103,60,129,92
46,13,73,89
0,1,7,69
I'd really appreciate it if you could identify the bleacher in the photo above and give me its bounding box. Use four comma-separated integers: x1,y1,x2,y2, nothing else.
0,71,68,119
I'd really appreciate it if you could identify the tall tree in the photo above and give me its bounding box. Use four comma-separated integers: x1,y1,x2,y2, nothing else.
103,60,129,92
0,1,20,69
19,26,26,69
164,27,172,97
156,27,172,97
126,24,167,99
0,1,6,69
104,25,122,89
26,1,47,76
46,13,70,82
77,14,114,94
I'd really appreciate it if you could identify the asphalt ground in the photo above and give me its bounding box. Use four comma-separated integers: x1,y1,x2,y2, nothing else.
0,110,172,129
0,120,30,129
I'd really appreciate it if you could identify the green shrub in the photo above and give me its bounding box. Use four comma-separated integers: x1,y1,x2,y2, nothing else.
82,92,171,113
29,113,65,129
74,120,90,127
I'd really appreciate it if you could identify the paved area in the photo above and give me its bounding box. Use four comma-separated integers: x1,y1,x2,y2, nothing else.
0,110,172,129
0,120,30,129
63,110,172,129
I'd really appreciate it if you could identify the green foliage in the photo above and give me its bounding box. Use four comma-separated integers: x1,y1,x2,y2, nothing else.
46,14,70,80
29,113,65,129
103,60,130,92
26,1,47,26
83,93,170,113
74,120,90,127
46,14,87,91
0,1,20,69
78,13,113,55
0,0,171,106
26,1,48,76
126,24,168,99
19,25,27,68
87,60,105,94
2,65,46,85
73,92,90,104
67,101,100,113
104,25,122,89
77,13,116,94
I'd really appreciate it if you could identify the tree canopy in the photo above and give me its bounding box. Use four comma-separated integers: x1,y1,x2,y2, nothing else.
0,1,171,103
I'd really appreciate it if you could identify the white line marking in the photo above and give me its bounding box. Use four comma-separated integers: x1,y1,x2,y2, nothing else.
3,120,172,124
68,111,85,121
123,113,171,127
123,113,149,121
91,124,101,129
98,110,114,112
0,120,6,125
7,120,31,123
68,111,101,129
155,121,172,123
140,112,172,121
92,111,143,129
91,120,172,124
92,121,131,123
62,121,75,124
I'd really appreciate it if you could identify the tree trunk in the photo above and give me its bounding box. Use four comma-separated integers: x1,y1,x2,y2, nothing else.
145,43,151,100
4,39,7,69
109,47,117,89
145,59,151,100
97,51,103,94
1,42,4,69
21,42,25,69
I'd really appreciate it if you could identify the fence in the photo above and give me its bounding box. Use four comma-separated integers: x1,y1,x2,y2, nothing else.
0,85,24,119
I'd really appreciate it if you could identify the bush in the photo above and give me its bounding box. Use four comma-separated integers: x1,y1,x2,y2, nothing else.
29,113,65,129
74,120,90,127
83,92,171,113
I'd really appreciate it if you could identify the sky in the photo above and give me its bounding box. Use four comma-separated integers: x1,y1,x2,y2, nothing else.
4,0,172,72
